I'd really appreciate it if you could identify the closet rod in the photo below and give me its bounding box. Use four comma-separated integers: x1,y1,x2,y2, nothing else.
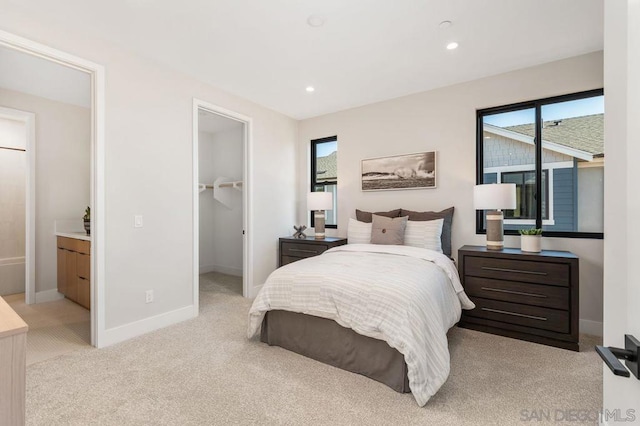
0,146,26,152
219,181,243,188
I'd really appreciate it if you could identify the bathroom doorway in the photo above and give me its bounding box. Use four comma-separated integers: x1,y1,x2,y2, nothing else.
0,30,106,349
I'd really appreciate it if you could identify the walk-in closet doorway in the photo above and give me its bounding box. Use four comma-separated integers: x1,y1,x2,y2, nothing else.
192,100,252,313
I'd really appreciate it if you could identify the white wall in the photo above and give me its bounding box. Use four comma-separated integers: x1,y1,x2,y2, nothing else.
0,117,26,260
199,126,244,277
297,52,604,335
0,117,26,296
0,5,297,335
0,87,90,295
603,0,640,419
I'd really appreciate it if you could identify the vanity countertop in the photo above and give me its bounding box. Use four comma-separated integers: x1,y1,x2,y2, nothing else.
55,231,91,242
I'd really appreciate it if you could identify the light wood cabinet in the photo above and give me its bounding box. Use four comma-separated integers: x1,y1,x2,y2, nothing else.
56,236,91,310
57,247,67,295
65,249,78,302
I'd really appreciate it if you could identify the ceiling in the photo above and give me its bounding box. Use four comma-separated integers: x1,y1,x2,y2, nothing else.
0,45,91,108
5,0,603,119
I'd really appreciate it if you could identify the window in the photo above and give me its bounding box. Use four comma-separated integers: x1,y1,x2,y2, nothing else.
477,89,604,238
311,136,337,228
502,170,549,220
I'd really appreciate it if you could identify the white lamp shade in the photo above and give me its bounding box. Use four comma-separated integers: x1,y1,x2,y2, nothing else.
307,191,333,211
474,183,516,210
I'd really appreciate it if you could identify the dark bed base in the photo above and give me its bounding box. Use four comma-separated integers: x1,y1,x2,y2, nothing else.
260,310,410,393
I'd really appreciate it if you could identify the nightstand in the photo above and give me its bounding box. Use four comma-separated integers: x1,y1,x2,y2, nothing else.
279,236,347,267
458,245,579,351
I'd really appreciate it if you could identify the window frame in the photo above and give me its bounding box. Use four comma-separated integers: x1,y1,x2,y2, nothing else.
311,135,338,229
476,88,604,239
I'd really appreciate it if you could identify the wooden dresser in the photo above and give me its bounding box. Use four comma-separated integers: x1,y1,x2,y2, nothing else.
458,245,579,351
0,296,28,425
279,236,347,267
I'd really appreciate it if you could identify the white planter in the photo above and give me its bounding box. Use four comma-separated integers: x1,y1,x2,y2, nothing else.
521,235,542,253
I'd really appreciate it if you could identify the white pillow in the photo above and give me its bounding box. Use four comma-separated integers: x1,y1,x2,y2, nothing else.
404,218,444,253
347,218,372,244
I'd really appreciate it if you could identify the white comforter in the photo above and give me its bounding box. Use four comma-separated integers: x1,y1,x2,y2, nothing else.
247,244,475,406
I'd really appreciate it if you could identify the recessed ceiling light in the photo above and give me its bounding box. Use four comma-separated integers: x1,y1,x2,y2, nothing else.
439,20,452,29
306,86,315,93
307,15,326,28
446,42,459,50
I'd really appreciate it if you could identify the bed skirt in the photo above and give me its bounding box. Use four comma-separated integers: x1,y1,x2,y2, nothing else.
260,310,410,393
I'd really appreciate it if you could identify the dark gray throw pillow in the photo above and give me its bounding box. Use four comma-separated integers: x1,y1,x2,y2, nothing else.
355,209,402,223
371,215,408,245
400,207,455,256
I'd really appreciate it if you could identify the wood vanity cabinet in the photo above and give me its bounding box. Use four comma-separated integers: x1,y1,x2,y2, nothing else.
56,236,91,310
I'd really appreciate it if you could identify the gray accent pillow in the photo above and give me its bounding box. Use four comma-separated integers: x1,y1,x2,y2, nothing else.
371,215,408,245
400,207,454,256
355,209,401,223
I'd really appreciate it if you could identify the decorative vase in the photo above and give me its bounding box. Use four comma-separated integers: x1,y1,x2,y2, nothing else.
84,219,91,236
521,235,541,253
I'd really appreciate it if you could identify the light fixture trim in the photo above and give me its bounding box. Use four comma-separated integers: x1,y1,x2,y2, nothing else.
439,20,452,29
307,15,326,28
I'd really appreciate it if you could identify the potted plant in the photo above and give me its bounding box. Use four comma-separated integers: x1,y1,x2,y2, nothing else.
519,228,542,253
83,206,90,236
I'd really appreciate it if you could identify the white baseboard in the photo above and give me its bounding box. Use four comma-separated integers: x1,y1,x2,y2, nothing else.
35,289,64,303
100,305,196,348
199,263,242,277
580,319,603,337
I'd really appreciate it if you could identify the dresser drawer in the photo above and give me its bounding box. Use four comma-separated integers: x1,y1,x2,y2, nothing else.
281,242,328,258
466,298,569,333
464,256,569,287
464,276,569,310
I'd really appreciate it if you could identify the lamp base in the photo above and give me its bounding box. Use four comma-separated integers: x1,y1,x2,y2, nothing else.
314,211,325,240
486,210,504,250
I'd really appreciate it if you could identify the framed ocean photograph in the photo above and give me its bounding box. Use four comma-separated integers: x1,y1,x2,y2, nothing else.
361,151,436,191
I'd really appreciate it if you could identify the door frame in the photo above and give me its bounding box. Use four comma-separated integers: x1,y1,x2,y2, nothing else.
0,107,35,303
192,98,253,315
0,30,106,348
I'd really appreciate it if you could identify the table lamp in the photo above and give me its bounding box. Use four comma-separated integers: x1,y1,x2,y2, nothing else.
474,183,516,250
308,192,333,239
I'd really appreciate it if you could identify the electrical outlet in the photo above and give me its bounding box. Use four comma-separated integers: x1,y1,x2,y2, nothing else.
145,290,153,303
134,215,143,228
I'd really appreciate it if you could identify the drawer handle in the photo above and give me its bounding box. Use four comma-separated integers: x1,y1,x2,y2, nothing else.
481,266,548,276
481,307,548,321
288,248,319,254
480,287,548,298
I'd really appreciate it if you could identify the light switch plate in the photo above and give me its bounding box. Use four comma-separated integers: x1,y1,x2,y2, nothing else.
134,215,143,228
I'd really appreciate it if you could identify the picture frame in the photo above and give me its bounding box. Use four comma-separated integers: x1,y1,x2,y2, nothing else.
361,151,437,191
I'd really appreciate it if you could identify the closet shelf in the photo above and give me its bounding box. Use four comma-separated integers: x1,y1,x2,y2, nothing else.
198,177,243,209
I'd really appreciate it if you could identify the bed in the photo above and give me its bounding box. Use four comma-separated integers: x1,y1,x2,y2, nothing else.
247,244,474,406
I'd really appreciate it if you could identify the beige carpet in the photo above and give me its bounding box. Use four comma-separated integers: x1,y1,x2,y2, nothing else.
200,271,243,295
5,293,91,366
25,274,602,425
